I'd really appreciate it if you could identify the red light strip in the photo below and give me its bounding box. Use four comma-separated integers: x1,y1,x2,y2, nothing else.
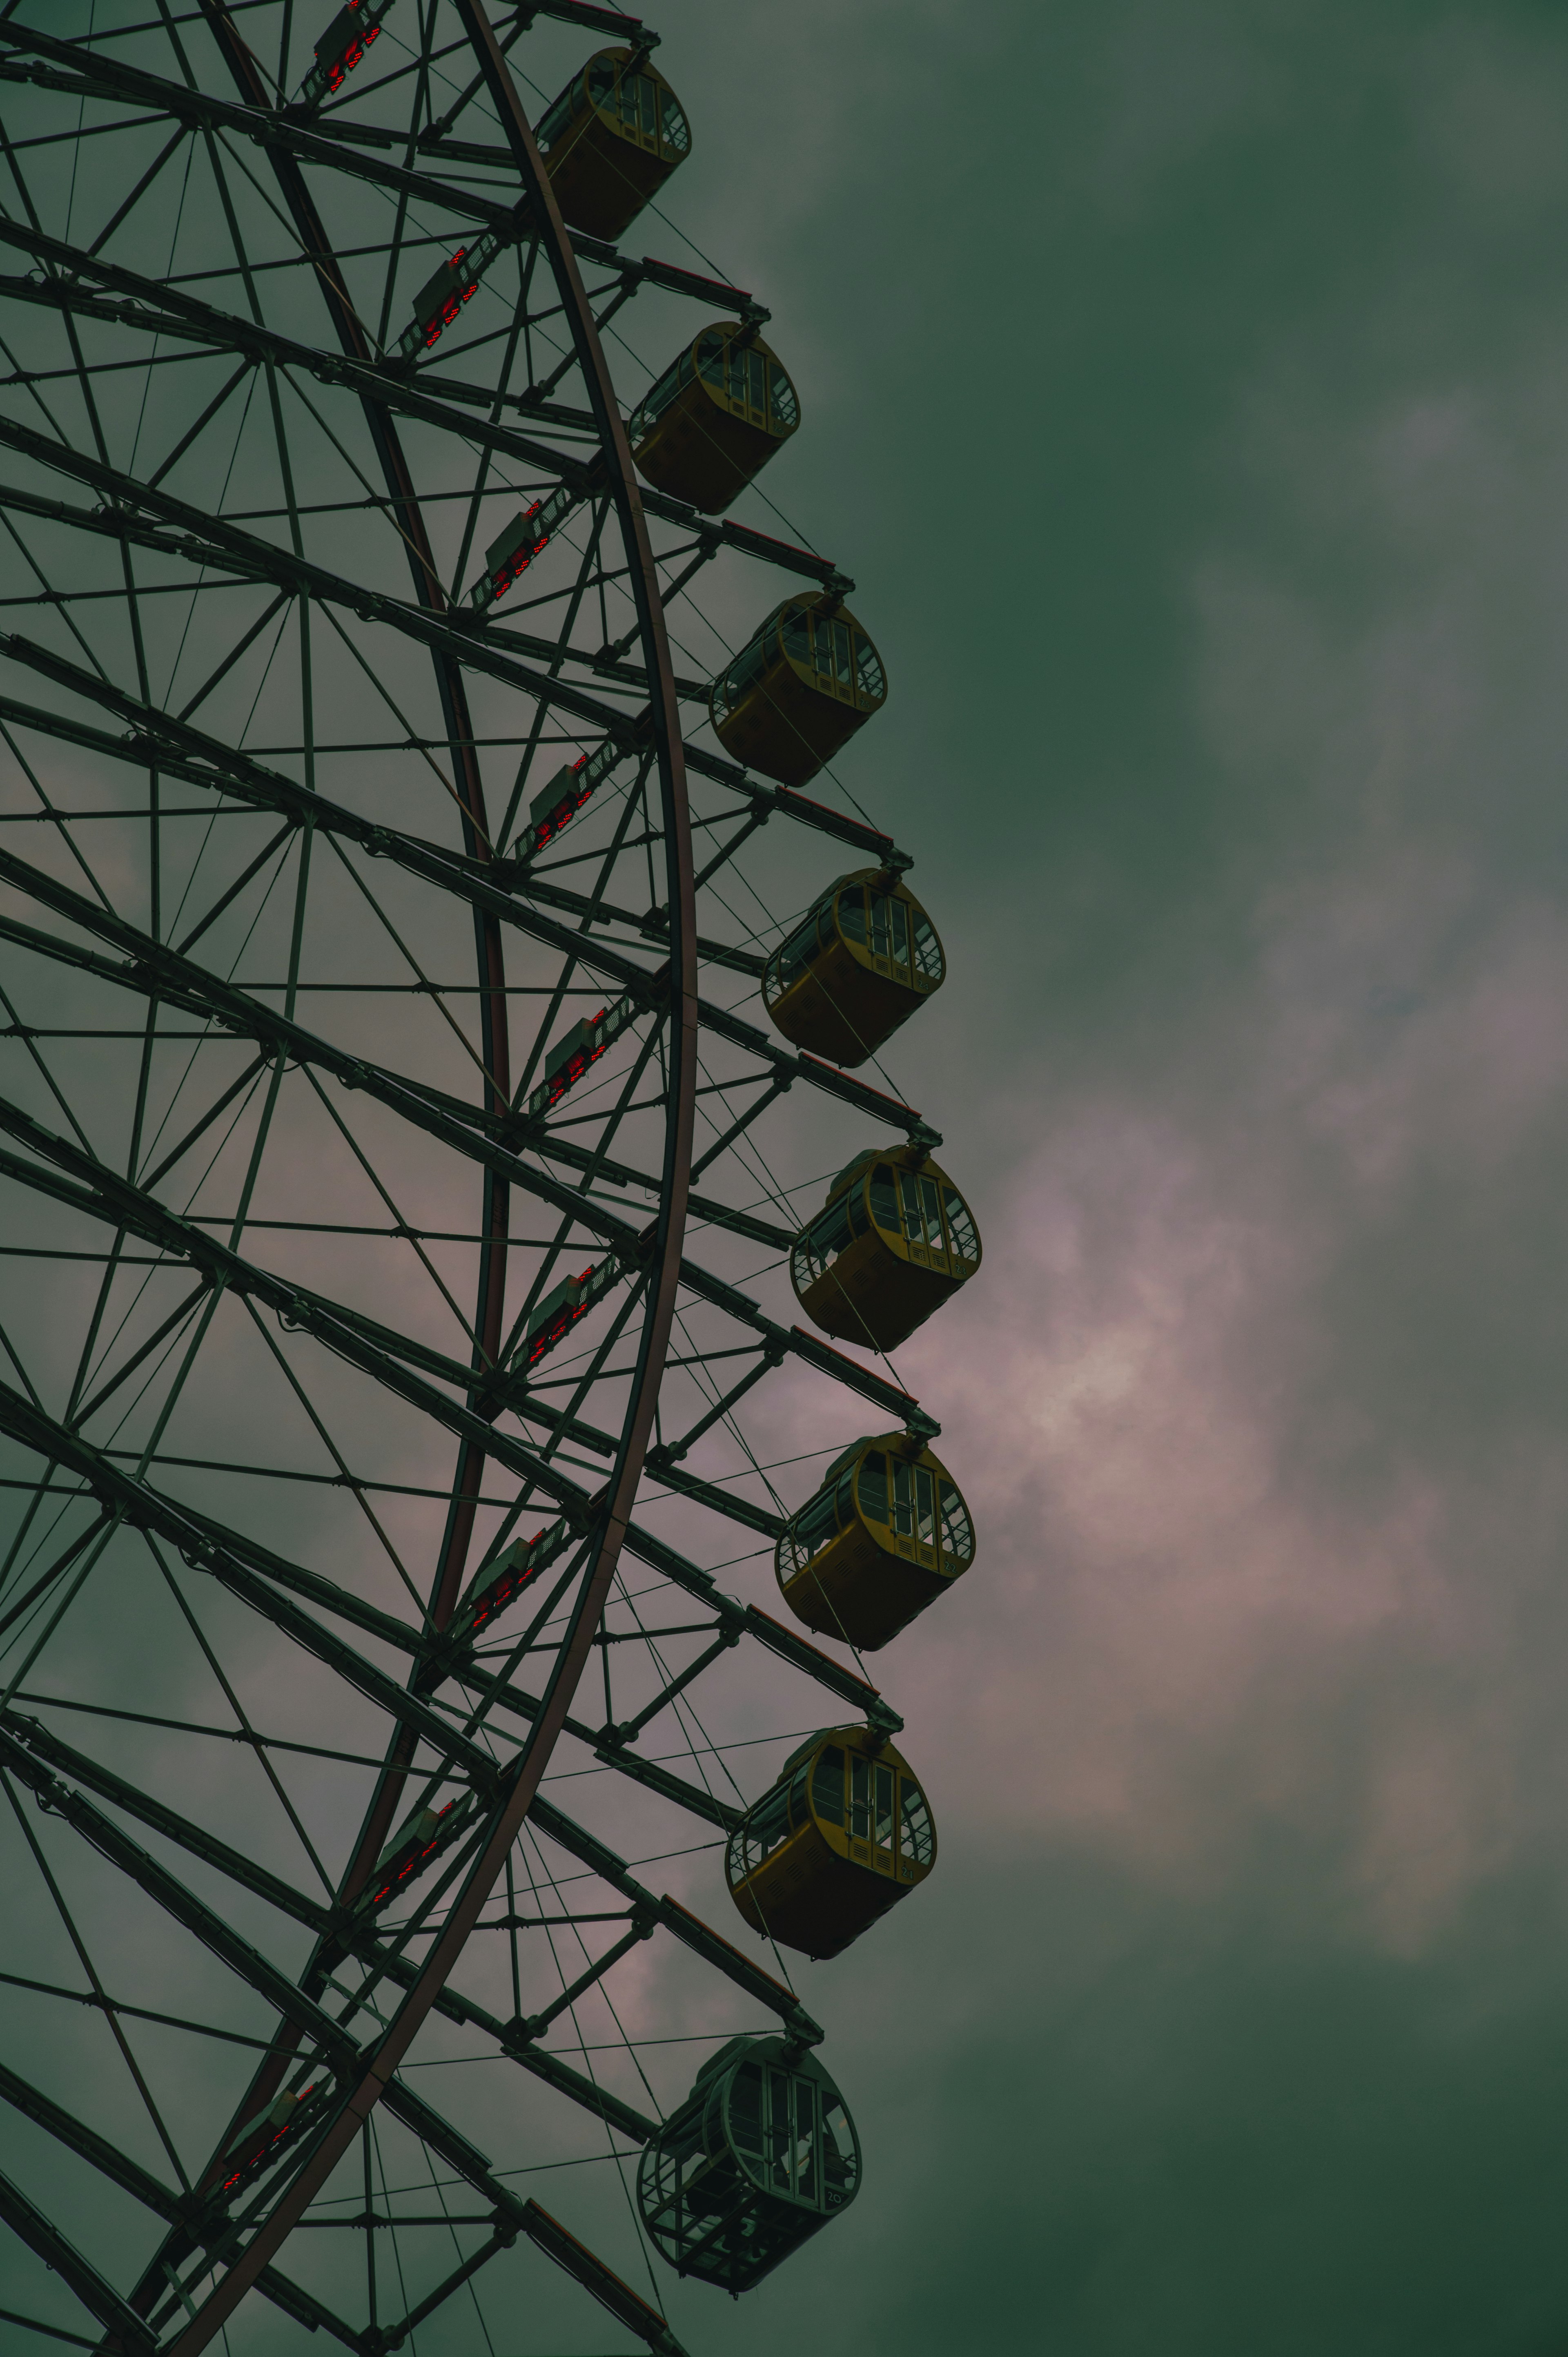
302,0,396,107
394,224,507,363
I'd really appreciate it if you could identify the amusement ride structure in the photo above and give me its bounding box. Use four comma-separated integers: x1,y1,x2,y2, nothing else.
0,4,980,2348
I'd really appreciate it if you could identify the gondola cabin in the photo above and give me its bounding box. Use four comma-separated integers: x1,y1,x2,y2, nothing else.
763,869,944,1066
637,2033,861,2292
791,1147,981,1352
776,1434,975,1650
709,595,886,787
535,48,691,241
726,1727,936,1956
630,324,800,513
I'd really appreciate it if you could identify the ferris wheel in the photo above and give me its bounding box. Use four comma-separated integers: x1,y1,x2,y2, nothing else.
0,6,982,2351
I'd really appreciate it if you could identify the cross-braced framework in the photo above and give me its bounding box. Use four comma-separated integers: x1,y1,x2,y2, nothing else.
0,7,953,2351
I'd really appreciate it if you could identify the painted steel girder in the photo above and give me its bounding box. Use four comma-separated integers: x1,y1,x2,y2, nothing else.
0,1720,365,2074
0,236,836,593
0,1100,890,1748
0,415,658,736
0,1689,693,2350
0,1372,502,1790
0,1705,336,1940
0,844,936,1434
0,2160,159,2354
0,629,924,1144
0,2059,367,2350
0,1115,891,1763
0,25,535,240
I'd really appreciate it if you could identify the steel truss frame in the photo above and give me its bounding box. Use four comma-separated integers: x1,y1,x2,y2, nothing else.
0,5,937,2351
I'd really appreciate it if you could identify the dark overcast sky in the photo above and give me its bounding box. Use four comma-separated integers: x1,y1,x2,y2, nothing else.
656,3,1568,2350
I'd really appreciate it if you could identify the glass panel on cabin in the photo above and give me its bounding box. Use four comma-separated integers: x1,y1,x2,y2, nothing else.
660,85,691,151
900,1171,944,1251
536,83,578,145
849,1751,870,1839
822,2098,859,2198
780,607,811,668
857,1449,889,1525
869,1163,900,1231
873,1761,896,1852
833,1463,858,1525
728,2061,764,2171
942,1188,980,1263
911,910,944,981
769,360,798,430
837,887,867,946
795,2078,820,2203
919,1175,946,1254
938,1478,974,1563
890,897,910,968
631,351,693,438
826,618,855,691
914,1464,937,1548
772,909,822,990
807,1194,855,1276
812,1744,846,1824
717,633,771,717
899,1779,935,1867
866,892,892,959
807,615,832,685
890,1457,915,1539
856,637,886,702
789,1483,840,1568
744,1780,793,1875
768,2074,797,2196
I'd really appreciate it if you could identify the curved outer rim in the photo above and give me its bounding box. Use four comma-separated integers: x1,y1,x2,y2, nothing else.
160,5,698,2347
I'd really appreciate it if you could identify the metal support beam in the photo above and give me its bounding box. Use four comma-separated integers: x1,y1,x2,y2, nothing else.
0,2164,157,2354
526,1795,821,2040
0,1708,337,1940
0,1104,897,1740
0,1376,501,1789
604,1624,742,1744
0,2063,354,2353
0,1725,362,2076
511,1916,653,2043
0,865,938,1432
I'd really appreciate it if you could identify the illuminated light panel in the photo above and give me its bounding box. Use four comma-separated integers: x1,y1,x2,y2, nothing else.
522,1257,622,1370
361,1794,476,1914
301,0,395,107
218,2083,319,2197
516,735,626,861
526,992,640,1122
469,482,577,610
455,1514,575,1641
394,225,509,363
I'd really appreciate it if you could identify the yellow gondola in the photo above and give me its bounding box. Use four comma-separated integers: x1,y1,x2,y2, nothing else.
535,47,690,241
791,1146,981,1351
629,323,800,513
775,1433,975,1650
709,594,886,787
725,1726,936,1958
763,867,944,1066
